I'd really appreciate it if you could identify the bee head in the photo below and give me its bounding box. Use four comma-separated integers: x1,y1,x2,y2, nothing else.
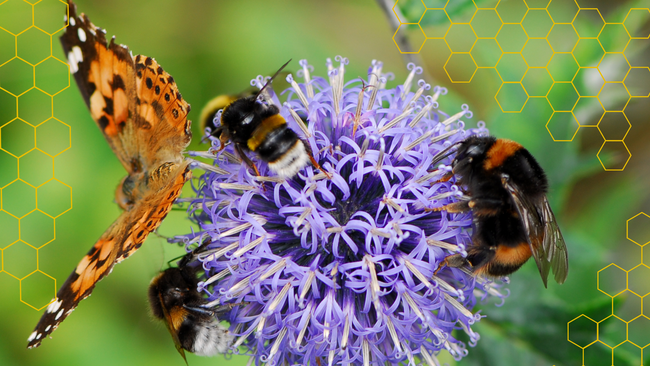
453,136,494,166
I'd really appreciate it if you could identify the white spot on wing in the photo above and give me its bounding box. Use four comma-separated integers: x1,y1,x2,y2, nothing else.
45,325,51,332
27,331,38,342
67,45,83,74
69,17,75,26
55,309,64,320
77,27,86,42
46,299,62,313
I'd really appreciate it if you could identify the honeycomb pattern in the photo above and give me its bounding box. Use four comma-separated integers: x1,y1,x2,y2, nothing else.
0,0,71,310
392,0,650,171
568,213,650,364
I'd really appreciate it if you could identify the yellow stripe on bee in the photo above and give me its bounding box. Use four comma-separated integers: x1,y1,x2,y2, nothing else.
247,114,287,151
199,95,238,131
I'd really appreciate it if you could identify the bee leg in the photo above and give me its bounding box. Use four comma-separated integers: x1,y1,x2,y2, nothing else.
426,200,471,213
234,144,262,177
435,171,454,183
434,253,469,274
303,139,332,179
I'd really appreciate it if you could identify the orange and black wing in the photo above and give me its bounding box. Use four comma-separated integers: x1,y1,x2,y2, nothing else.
60,0,191,173
27,164,191,348
504,177,568,287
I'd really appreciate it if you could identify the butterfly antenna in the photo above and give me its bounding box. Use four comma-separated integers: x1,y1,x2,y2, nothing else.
256,59,292,100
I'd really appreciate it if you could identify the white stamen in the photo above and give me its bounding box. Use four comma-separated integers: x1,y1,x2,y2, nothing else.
222,150,241,164
187,150,216,159
427,239,458,251
366,77,383,111
258,258,287,282
375,138,385,171
268,280,293,313
432,275,462,298
370,228,391,238
441,110,467,126
190,159,230,175
328,350,335,366
198,242,238,262
232,236,265,258
268,327,287,362
378,105,414,133
403,130,433,152
401,290,426,322
408,102,434,128
341,313,351,349
385,317,403,353
287,106,311,138
305,183,317,196
420,345,441,366
430,129,460,144
299,59,314,98
295,303,313,345
287,74,310,113
392,222,404,236
203,265,237,288
415,169,444,184
77,27,86,42
429,190,462,201
402,257,434,289
326,227,343,233
383,196,405,213
401,63,423,99
299,271,315,304
444,293,474,319
228,273,254,296
404,80,429,109
293,207,312,230
362,339,371,366
215,183,257,191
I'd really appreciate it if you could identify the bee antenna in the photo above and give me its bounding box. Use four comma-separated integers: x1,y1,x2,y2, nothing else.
256,59,292,100
430,140,463,167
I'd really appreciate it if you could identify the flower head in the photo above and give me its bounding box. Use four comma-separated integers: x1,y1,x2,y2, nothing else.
177,57,507,365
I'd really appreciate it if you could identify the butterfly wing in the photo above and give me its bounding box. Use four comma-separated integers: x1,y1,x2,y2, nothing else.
27,163,191,348
503,175,568,287
60,0,191,174
27,0,194,348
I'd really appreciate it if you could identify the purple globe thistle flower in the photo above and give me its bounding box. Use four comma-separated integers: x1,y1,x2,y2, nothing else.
176,57,508,365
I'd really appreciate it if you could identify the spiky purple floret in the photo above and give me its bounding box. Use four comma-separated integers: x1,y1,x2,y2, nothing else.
176,57,508,366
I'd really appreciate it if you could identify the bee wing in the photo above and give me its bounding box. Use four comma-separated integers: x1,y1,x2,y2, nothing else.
158,292,188,364
539,197,569,285
503,176,568,287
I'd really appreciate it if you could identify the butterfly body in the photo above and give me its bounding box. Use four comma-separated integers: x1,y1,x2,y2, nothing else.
27,0,192,348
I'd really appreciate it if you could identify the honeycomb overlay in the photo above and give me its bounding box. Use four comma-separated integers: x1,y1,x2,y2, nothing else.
0,0,71,310
392,0,650,171
568,213,650,366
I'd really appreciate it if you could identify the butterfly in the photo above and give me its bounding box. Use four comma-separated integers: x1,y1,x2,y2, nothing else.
27,0,192,348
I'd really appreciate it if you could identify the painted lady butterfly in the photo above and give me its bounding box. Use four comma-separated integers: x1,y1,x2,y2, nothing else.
27,0,192,348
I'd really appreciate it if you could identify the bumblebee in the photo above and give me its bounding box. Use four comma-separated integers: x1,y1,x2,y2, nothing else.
431,136,568,287
215,60,326,179
148,255,234,361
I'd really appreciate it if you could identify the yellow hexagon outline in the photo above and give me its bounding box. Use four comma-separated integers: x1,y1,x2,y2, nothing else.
627,213,650,247
596,140,631,171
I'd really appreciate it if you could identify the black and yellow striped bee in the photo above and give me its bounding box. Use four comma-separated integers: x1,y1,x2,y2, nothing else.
209,60,326,179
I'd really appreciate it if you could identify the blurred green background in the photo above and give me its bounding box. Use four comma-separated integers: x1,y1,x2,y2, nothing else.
1,0,650,365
